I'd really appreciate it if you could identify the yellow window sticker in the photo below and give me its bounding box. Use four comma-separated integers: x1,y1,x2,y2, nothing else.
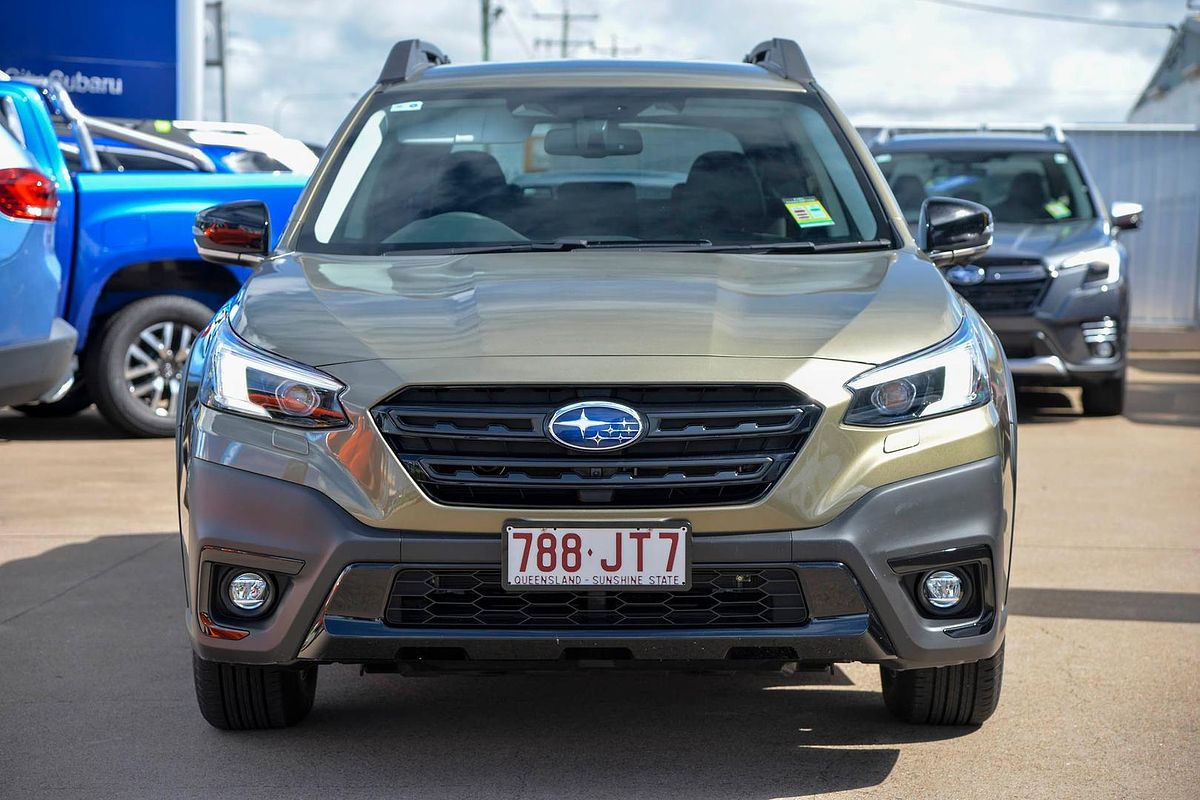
784,196,835,228
1044,199,1071,219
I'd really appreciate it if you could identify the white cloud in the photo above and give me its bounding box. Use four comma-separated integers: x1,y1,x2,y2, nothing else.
206,0,1181,142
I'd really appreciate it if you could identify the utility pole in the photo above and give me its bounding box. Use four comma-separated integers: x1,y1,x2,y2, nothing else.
533,2,597,58
481,1,504,61
203,1,229,121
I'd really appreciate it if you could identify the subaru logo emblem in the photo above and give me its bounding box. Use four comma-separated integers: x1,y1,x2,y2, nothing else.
547,401,645,451
945,265,986,286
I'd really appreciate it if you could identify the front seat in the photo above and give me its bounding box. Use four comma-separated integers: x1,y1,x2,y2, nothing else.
426,151,516,219
995,171,1052,221
676,151,768,239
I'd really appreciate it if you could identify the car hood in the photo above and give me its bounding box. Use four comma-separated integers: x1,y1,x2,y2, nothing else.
233,249,961,367
988,219,1109,262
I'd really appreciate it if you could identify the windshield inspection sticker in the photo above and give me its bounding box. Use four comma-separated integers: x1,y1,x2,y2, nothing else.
1044,199,1072,219
783,196,835,228
389,100,424,112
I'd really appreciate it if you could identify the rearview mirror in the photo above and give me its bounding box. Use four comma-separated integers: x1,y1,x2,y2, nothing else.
917,197,993,267
194,200,270,266
544,121,643,158
1110,201,1143,232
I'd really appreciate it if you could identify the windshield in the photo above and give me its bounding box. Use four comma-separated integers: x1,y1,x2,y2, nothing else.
297,87,890,255
875,149,1096,226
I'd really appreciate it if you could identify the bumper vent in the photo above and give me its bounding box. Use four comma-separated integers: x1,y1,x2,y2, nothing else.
373,385,820,508
385,568,809,629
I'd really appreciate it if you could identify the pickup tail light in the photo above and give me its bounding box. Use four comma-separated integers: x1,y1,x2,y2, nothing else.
0,167,57,221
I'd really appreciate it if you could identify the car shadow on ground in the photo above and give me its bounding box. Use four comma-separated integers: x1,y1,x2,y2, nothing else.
1015,352,1200,427
1015,387,1080,424
0,533,978,799
0,407,127,441
1008,587,1200,623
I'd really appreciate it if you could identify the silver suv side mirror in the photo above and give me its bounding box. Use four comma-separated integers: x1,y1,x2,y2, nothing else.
1110,201,1143,231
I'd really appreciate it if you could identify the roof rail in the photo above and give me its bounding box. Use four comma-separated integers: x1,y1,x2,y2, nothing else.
379,39,450,84
1043,123,1066,142
744,39,814,84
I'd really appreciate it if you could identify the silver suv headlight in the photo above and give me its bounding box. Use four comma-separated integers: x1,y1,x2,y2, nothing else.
843,317,991,427
1064,244,1121,285
200,317,348,428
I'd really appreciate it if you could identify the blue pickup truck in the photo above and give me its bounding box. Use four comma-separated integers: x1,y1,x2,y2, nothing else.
0,78,307,435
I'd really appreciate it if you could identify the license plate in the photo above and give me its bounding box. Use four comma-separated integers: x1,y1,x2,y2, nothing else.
503,523,690,591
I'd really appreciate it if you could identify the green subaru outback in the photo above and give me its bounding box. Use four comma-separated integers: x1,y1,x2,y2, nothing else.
179,38,1015,730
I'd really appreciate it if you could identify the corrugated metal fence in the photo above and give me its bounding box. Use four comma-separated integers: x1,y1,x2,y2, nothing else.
856,123,1200,330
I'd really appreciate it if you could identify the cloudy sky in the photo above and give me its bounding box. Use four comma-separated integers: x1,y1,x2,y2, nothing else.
204,0,1188,143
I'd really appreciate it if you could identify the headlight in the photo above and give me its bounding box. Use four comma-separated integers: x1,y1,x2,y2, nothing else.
1064,244,1121,285
200,317,347,428
843,318,991,426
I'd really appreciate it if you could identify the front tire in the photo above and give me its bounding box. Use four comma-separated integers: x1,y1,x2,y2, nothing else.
880,643,1004,726
192,654,318,730
1082,375,1125,416
86,296,213,437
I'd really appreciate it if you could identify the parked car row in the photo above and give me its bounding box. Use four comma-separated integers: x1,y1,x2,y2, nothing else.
0,71,1145,431
0,73,307,435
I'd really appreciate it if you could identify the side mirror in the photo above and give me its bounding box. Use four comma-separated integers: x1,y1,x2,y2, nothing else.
1110,201,1143,232
917,196,993,267
194,201,270,265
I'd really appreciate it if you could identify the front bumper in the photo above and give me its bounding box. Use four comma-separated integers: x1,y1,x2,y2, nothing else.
183,453,1011,672
0,318,77,407
984,277,1126,383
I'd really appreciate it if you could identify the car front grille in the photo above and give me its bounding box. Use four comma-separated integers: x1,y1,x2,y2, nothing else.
385,567,809,629
953,259,1050,314
373,385,821,508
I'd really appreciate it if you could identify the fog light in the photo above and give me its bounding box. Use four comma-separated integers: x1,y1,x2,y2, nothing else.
1090,341,1116,359
922,570,964,609
228,572,271,611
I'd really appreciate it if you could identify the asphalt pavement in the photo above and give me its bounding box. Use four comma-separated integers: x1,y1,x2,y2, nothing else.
1,352,1197,799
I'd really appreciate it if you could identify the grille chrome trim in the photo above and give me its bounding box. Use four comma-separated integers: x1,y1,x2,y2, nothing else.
374,384,821,508
413,454,777,487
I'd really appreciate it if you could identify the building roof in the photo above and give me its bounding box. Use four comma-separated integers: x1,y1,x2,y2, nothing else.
1130,15,1200,116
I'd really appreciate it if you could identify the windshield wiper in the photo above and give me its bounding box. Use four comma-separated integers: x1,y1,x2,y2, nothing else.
381,237,893,256
382,240,587,256
683,238,893,254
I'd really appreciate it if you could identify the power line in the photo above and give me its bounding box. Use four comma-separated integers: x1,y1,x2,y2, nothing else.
591,34,640,58
532,2,598,58
913,0,1179,31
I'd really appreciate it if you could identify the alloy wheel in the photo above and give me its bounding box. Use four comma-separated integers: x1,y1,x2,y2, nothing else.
123,321,197,418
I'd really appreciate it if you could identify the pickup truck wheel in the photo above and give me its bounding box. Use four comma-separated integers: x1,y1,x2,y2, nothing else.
193,654,317,730
1081,376,1125,416
880,643,1004,726
87,296,213,437
12,381,93,417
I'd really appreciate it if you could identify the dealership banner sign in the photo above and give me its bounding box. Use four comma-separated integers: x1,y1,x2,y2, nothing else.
1,0,184,118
